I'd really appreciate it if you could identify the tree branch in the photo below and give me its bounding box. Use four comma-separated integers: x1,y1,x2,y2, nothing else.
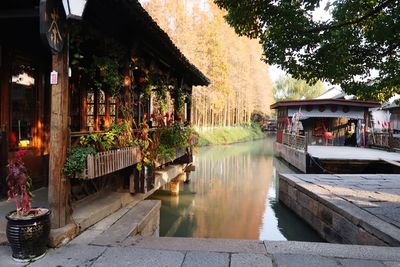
302,0,396,33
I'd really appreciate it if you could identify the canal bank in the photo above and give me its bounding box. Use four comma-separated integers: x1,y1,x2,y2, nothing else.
279,173,400,246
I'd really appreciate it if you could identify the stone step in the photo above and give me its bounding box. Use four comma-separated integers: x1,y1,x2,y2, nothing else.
90,200,161,246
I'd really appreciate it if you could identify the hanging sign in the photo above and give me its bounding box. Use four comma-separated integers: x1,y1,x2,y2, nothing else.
40,0,66,53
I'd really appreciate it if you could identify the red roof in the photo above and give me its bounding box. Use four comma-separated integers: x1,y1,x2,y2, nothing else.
270,99,381,109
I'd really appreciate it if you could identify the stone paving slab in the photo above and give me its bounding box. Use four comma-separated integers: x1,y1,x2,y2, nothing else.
182,251,229,267
29,244,107,267
231,253,273,267
92,247,185,267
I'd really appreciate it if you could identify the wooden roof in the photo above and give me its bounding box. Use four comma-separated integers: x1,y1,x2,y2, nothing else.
83,0,210,87
270,99,381,109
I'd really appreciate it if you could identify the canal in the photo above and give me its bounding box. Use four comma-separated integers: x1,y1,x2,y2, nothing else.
151,136,324,242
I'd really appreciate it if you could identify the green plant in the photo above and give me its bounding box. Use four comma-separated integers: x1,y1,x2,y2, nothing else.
159,121,193,149
90,56,123,97
135,114,154,171
63,147,96,177
171,84,186,117
109,121,135,147
79,131,117,152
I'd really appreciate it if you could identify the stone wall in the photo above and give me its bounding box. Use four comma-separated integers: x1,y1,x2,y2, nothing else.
279,174,389,246
274,142,307,173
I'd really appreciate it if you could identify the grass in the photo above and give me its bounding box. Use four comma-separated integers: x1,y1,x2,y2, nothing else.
197,125,265,146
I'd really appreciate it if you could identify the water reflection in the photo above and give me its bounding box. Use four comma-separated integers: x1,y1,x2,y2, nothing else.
151,137,323,241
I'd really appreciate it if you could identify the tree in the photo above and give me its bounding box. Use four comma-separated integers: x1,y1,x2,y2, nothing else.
273,75,326,101
214,0,400,102
142,0,274,127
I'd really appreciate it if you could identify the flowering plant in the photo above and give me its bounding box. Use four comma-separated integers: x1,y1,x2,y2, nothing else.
6,150,34,217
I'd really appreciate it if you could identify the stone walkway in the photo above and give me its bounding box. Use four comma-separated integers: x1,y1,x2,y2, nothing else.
279,174,400,246
1,236,400,266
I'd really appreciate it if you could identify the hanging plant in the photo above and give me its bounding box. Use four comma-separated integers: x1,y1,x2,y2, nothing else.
171,84,186,116
89,56,123,97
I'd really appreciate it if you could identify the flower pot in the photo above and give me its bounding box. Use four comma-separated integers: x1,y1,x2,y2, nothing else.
6,208,51,262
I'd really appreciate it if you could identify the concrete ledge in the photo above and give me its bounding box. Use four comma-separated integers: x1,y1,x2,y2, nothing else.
125,237,267,254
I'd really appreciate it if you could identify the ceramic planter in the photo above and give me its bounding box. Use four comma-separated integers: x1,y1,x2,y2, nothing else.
5,208,51,262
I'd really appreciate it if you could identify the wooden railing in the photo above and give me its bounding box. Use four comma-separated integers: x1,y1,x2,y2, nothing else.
368,132,400,151
73,146,141,180
282,132,307,151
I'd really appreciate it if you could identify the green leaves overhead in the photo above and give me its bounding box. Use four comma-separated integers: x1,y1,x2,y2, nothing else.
215,0,400,101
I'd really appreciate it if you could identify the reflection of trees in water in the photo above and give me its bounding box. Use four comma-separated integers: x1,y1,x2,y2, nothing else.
188,139,274,239
269,199,324,242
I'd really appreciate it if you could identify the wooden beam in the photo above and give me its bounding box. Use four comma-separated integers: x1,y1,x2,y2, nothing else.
380,158,400,168
48,46,71,228
0,9,39,19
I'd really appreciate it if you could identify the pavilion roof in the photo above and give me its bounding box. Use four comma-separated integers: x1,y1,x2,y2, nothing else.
271,99,381,109
83,0,210,87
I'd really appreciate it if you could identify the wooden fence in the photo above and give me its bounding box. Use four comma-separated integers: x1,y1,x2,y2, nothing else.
282,132,307,151
76,146,141,180
368,132,400,151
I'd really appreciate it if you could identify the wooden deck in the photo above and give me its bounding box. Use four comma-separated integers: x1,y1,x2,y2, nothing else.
308,146,400,162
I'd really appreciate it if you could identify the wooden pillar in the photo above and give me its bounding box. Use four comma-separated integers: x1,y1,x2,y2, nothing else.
170,179,180,196
48,47,71,228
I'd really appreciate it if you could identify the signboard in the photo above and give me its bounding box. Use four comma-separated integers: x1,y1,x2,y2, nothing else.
50,71,58,85
40,0,66,53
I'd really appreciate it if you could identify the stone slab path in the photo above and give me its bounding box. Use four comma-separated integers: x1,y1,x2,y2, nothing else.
280,174,400,246
1,237,400,266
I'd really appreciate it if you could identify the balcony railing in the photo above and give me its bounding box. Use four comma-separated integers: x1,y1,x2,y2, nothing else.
368,132,400,151
282,132,307,151
72,146,140,180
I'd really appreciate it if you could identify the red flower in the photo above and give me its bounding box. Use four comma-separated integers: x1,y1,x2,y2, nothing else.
15,150,27,158
165,112,170,118
177,116,182,122
151,113,156,119
143,113,147,120
138,77,145,84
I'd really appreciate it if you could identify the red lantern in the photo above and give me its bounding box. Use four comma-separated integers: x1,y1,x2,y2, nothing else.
323,132,333,140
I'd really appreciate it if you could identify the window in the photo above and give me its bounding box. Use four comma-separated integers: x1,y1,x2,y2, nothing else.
10,61,36,149
85,89,117,131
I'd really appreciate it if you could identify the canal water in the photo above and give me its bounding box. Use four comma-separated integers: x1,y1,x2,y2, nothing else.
150,136,324,241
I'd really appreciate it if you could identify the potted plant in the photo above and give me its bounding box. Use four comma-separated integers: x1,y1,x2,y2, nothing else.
5,150,51,262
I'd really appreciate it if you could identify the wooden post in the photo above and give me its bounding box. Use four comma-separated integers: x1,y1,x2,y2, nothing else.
0,129,7,196
48,47,71,228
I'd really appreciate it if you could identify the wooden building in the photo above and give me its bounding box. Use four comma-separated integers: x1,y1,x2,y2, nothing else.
271,99,380,146
268,99,400,174
0,0,209,236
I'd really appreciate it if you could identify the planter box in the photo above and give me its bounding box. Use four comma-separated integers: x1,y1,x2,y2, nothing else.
76,147,141,179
